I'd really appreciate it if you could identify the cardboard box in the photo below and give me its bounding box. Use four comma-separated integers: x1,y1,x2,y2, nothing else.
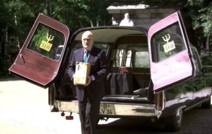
74,62,91,85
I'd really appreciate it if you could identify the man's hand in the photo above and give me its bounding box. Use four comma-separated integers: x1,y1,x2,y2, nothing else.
84,76,92,86
73,74,78,85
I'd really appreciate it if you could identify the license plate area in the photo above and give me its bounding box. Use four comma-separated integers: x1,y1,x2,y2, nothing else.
100,103,115,115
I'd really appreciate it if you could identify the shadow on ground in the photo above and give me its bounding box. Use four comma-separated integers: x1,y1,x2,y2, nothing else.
96,107,212,134
0,75,21,81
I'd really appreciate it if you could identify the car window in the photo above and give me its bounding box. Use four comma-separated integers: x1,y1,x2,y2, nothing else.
151,23,186,62
69,41,110,59
55,45,64,60
113,44,149,68
134,50,149,68
27,24,65,60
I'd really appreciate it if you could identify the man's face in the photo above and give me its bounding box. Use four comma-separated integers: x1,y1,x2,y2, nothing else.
125,13,129,19
81,31,93,50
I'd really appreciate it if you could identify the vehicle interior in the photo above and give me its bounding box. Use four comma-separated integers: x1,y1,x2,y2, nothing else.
58,28,154,103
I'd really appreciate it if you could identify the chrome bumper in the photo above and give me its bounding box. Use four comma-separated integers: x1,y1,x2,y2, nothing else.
54,100,156,117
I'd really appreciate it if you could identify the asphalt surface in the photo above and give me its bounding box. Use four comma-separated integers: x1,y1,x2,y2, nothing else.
0,79,212,134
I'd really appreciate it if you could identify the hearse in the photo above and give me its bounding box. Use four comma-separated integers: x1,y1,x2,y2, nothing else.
9,11,212,131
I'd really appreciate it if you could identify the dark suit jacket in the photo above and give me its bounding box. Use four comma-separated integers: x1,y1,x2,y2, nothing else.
68,46,108,101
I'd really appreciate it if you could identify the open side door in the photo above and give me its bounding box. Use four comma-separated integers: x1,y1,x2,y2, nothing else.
9,13,70,87
148,11,195,92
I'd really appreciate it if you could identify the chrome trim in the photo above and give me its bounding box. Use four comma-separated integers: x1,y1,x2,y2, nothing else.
54,100,156,117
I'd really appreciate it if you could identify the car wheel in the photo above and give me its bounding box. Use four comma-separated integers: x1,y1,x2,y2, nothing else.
163,108,183,132
201,97,211,109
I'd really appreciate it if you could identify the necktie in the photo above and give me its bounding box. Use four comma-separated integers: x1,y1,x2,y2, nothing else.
83,51,89,63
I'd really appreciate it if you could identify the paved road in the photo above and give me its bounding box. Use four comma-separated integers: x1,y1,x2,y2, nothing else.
0,80,82,134
0,80,212,134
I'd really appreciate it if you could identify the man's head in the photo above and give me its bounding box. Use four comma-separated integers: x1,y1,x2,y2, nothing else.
81,31,94,51
124,13,129,19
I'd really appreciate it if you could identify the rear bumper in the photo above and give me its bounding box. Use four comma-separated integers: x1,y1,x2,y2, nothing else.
54,100,156,117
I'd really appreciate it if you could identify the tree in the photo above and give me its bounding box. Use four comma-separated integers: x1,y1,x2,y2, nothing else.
0,0,211,78
187,0,212,36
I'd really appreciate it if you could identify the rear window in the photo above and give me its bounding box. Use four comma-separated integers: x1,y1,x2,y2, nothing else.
112,35,149,68
151,23,186,62
74,41,109,53
27,24,65,60
69,41,110,59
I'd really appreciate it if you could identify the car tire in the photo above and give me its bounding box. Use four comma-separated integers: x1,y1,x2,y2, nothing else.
201,97,211,109
163,108,183,132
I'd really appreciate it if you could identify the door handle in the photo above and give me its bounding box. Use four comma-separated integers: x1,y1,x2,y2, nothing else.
20,54,25,63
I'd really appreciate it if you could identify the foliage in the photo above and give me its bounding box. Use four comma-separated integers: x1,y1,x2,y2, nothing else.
166,74,212,100
186,0,212,37
201,52,212,65
1,0,211,42
0,57,11,78
0,0,211,78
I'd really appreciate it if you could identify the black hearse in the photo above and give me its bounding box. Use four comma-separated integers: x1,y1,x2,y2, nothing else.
9,11,212,131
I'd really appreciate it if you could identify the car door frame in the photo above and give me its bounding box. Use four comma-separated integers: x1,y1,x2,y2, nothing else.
9,13,70,87
148,11,195,92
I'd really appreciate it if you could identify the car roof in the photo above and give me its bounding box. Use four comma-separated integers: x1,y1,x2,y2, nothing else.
73,26,148,43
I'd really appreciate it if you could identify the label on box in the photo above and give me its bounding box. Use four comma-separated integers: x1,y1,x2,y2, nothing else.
74,62,91,85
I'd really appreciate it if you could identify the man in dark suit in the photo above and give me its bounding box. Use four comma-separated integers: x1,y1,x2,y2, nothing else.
68,31,108,134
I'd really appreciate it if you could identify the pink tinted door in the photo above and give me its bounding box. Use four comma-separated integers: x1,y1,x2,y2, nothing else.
148,11,195,91
9,13,70,87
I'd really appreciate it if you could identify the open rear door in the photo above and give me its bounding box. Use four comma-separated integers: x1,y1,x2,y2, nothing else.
148,11,195,92
9,13,70,87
